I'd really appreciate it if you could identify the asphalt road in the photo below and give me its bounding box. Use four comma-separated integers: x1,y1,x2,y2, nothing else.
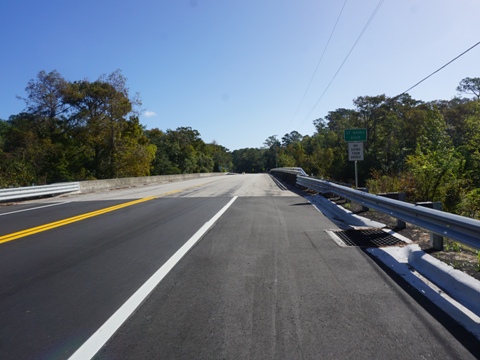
0,174,478,359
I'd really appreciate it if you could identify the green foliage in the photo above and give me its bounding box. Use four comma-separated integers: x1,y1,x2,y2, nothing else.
231,148,266,173
0,69,304,183
457,188,480,219
444,240,461,253
281,131,303,147
3,71,480,223
365,170,415,197
406,147,465,203
145,127,229,175
1,70,156,185
245,77,480,219
206,142,233,172
456,77,480,100
277,152,296,167
263,135,281,169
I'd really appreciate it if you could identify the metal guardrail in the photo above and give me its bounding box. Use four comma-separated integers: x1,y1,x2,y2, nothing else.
270,167,308,176
270,168,308,186
297,175,480,251
0,183,80,202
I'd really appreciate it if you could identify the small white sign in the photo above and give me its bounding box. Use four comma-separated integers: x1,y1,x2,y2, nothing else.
348,142,364,161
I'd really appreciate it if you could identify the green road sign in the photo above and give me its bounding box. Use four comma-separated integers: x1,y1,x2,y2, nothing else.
344,128,367,142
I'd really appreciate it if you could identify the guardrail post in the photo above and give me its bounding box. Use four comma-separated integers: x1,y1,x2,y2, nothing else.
395,192,407,230
378,192,407,229
357,187,369,212
416,201,444,251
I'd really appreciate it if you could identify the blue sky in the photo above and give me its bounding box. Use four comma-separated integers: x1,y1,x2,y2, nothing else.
1,0,479,151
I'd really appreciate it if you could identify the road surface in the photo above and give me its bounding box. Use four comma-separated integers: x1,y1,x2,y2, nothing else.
0,174,478,359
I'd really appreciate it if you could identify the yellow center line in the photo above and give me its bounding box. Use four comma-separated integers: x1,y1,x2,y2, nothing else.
0,196,158,245
158,189,183,196
0,184,206,245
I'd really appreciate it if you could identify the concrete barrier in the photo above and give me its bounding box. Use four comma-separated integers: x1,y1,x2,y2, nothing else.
79,173,227,193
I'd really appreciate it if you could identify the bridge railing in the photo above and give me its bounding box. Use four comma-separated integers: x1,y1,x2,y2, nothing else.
270,167,308,176
270,167,308,185
296,175,480,251
0,183,80,202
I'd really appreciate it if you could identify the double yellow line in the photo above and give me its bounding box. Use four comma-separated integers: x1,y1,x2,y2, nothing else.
0,196,158,245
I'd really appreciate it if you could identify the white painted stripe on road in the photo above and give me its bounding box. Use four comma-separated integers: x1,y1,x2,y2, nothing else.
68,196,238,360
0,201,72,216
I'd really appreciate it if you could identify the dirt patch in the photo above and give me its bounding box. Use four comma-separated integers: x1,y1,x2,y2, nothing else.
343,200,480,281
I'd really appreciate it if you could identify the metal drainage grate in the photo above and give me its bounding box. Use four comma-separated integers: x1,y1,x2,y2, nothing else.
331,229,404,248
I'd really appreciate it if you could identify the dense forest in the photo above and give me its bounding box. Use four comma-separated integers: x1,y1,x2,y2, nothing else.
241,77,480,217
0,70,233,187
1,71,479,217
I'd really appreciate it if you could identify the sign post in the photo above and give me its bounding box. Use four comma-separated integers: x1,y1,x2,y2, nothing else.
344,129,367,188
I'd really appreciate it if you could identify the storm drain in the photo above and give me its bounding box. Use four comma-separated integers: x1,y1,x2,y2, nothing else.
329,229,405,248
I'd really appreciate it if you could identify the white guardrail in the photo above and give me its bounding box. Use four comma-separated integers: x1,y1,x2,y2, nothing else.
0,173,228,202
0,183,80,202
270,167,308,176
270,168,480,250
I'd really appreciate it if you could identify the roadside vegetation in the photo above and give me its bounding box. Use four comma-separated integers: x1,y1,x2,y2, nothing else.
1,71,480,222
0,70,233,187
253,78,480,219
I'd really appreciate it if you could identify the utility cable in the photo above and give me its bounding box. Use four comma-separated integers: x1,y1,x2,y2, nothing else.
288,0,348,127
302,0,385,124
397,40,480,97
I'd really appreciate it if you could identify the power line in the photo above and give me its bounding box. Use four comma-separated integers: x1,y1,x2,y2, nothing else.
302,0,385,123
288,0,348,126
398,40,480,97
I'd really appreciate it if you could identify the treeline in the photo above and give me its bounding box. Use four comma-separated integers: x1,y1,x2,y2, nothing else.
0,70,232,187
237,77,480,217
2,70,480,217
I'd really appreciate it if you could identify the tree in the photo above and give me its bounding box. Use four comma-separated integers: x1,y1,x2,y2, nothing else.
165,127,206,173
146,128,177,175
146,127,216,174
232,148,266,173
1,70,155,184
206,142,232,172
63,70,148,179
21,70,69,122
114,116,156,177
17,70,83,144
281,130,303,147
457,77,480,100
317,109,357,181
2,112,60,184
0,119,9,150
313,118,327,134
406,147,465,207
264,135,280,149
263,135,280,169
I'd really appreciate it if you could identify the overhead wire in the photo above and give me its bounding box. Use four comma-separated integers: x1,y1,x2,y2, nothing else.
288,0,348,128
396,40,480,97
301,0,385,124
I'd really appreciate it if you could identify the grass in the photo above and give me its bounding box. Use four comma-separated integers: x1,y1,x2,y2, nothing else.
444,240,461,252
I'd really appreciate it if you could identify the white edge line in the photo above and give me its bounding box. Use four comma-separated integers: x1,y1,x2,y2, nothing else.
68,196,238,360
0,201,72,216
325,230,347,248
